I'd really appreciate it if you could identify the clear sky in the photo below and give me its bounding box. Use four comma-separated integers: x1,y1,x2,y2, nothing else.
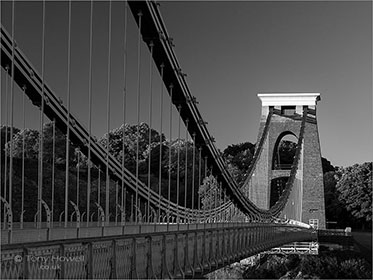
1,1,372,168
158,0,372,167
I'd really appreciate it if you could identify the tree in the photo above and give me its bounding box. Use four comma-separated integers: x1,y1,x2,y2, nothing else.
1,126,20,157
335,162,372,227
199,175,223,210
158,139,204,208
223,142,254,171
223,142,255,184
4,123,76,164
99,122,164,162
42,122,76,164
8,128,39,159
322,157,335,173
98,123,205,209
323,171,353,228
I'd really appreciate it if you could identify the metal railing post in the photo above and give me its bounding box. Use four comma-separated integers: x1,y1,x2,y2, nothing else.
60,244,65,279
23,247,29,279
215,229,220,266
227,228,232,264
87,242,93,279
173,233,184,278
146,235,154,279
130,237,138,279
201,230,206,275
161,234,171,279
232,228,237,261
111,240,117,279
209,230,213,270
183,232,189,274
221,227,226,266
192,231,198,276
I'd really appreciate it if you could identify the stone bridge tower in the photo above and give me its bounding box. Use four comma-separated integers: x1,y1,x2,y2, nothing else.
249,93,326,229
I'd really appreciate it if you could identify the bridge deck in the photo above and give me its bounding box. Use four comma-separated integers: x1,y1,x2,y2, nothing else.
1,223,315,279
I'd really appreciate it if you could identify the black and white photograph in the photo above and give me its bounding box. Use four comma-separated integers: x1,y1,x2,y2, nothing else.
0,0,372,279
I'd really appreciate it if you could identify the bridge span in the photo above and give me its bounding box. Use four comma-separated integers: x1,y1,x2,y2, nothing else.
1,1,325,278
2,223,315,279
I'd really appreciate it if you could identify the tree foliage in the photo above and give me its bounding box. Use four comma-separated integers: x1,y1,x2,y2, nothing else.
4,123,75,164
223,142,254,185
5,119,368,230
223,142,255,170
99,123,203,208
199,175,224,210
322,157,335,173
243,251,372,279
335,162,372,223
99,122,164,164
323,171,353,228
9,129,40,159
1,126,20,156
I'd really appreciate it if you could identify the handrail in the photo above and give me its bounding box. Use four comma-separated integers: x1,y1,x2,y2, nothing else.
1,222,313,250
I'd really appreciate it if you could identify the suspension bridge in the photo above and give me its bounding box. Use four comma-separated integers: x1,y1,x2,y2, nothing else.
0,1,330,278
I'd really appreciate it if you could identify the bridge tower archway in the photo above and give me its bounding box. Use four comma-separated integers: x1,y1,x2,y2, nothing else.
272,132,298,170
248,93,326,228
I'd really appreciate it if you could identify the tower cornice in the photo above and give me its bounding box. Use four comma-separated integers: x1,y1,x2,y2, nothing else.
258,93,321,106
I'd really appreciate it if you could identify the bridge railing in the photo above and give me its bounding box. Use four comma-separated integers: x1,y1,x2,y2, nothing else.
318,228,351,236
317,228,354,248
1,223,316,279
2,221,252,245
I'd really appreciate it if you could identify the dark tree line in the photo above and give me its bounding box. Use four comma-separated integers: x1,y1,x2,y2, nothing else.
1,124,371,229
0,124,206,222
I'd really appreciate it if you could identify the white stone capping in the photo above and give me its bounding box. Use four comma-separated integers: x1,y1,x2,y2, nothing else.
258,93,321,106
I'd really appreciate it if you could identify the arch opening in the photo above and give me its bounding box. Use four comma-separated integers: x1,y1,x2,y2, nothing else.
272,133,298,170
